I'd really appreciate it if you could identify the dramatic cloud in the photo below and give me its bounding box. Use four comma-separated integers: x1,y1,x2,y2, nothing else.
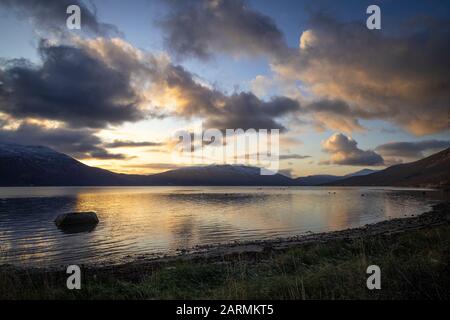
304,99,367,133
77,37,300,131
88,149,129,160
273,15,450,135
0,122,128,160
0,0,118,36
376,140,450,158
0,40,144,128
159,0,287,60
321,133,384,166
160,2,450,135
0,35,301,164
204,93,300,131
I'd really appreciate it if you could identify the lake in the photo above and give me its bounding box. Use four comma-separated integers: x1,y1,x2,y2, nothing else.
0,186,446,267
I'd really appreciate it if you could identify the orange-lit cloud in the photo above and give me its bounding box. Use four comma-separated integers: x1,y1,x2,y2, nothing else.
321,133,384,166
271,16,450,135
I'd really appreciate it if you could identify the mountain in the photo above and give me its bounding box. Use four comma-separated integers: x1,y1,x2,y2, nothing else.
294,174,341,186
0,143,130,186
1,142,447,187
293,169,378,186
138,164,294,186
0,143,292,186
343,168,378,178
326,147,450,188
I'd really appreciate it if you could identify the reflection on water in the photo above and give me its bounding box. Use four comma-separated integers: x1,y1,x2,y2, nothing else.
0,186,446,267
57,223,98,235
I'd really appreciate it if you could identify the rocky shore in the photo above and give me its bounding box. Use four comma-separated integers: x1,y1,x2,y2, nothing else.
1,202,449,299
113,201,449,264
3,202,449,273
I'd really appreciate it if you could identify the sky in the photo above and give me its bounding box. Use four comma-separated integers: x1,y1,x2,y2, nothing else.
0,0,449,177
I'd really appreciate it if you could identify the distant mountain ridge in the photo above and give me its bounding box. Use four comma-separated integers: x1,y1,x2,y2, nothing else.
144,164,293,186
0,143,293,186
294,169,378,186
326,147,450,188
344,169,379,178
0,143,129,186
0,143,448,187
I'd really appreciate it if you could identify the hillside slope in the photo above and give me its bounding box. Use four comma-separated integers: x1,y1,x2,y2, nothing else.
0,144,293,186
146,165,294,186
326,148,450,188
294,169,378,186
2,143,448,187
0,143,129,186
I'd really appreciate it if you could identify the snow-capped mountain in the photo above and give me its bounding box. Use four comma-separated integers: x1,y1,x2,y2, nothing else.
146,164,294,186
1,143,446,187
0,143,292,186
0,143,127,186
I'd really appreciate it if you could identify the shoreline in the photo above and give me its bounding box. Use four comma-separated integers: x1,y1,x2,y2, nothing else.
4,201,448,272
1,201,449,299
96,201,450,271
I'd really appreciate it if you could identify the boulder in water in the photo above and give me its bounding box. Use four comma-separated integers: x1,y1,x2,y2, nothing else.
55,211,99,229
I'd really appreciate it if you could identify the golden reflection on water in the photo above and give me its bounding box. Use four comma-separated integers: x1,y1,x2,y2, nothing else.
0,186,445,266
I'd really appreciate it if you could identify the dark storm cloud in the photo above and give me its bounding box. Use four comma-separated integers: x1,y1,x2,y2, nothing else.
0,122,128,160
303,99,376,132
0,40,144,128
104,140,164,148
159,64,222,116
160,2,450,135
321,133,384,166
204,93,300,132
0,36,299,139
154,63,300,131
159,0,288,60
88,149,129,160
278,15,450,135
306,99,383,119
375,140,450,158
0,0,118,36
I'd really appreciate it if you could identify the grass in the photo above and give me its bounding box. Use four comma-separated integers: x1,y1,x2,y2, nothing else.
1,224,449,300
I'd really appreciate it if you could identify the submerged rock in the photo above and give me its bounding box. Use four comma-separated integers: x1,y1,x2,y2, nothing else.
54,211,99,230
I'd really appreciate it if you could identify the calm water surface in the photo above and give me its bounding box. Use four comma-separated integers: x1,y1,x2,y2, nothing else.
0,186,445,267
